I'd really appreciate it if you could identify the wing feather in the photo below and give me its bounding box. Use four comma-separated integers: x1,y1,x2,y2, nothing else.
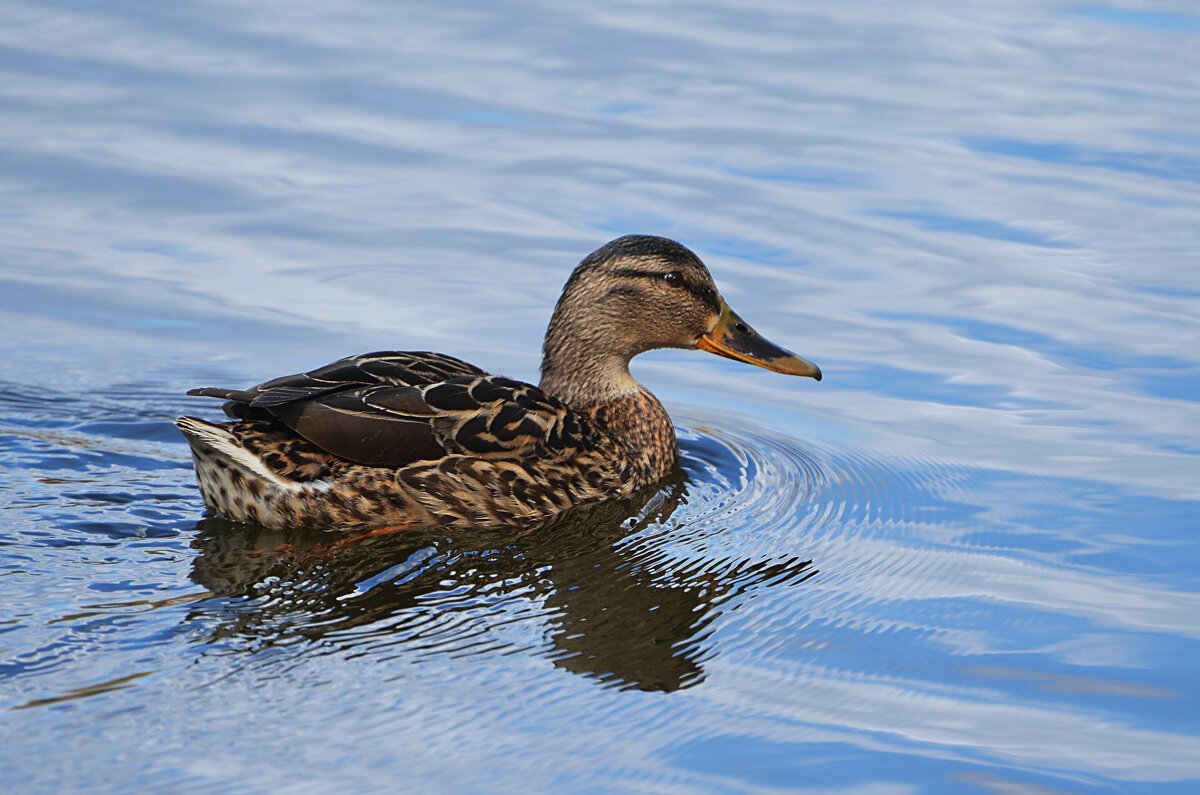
186,352,592,469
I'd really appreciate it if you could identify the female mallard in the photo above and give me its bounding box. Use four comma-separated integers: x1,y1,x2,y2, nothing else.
177,235,821,529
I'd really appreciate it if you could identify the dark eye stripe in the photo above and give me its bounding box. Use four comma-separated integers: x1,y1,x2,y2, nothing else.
606,267,721,312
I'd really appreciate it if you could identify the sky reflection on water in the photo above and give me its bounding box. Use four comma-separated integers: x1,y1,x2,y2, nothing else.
2,1,1199,792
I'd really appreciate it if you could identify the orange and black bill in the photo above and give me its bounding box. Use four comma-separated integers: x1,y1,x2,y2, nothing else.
696,300,822,380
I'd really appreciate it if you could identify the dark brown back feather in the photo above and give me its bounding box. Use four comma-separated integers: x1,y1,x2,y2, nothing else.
186,351,595,469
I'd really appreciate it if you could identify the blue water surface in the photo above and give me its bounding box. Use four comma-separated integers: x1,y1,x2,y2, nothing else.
2,1,1199,792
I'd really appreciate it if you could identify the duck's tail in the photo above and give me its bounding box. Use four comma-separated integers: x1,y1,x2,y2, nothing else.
176,416,273,477
175,416,316,526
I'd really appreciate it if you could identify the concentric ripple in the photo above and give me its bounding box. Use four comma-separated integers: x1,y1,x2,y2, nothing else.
666,410,1020,661
672,410,971,552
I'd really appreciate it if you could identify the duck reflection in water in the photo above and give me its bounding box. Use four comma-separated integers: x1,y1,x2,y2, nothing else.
188,468,817,693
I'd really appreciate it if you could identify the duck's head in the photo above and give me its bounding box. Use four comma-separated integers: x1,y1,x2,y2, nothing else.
540,235,821,405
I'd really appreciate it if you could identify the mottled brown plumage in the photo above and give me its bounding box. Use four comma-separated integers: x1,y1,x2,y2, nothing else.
176,235,821,530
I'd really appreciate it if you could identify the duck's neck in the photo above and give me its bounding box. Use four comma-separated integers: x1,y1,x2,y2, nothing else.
539,350,640,408
539,311,644,407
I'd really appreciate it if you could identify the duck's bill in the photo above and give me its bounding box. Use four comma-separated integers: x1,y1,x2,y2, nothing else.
696,302,822,380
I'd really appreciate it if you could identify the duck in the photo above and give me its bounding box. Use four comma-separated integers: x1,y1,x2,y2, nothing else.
176,235,821,530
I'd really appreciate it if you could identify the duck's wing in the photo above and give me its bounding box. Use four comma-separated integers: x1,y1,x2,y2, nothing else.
187,354,591,469
188,351,488,416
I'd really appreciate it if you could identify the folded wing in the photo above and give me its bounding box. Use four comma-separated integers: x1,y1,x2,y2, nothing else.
187,351,590,468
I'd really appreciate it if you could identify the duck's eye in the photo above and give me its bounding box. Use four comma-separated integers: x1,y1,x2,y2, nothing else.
663,271,683,287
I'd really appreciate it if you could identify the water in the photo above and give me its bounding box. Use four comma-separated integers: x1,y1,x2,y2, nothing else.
3,1,1200,791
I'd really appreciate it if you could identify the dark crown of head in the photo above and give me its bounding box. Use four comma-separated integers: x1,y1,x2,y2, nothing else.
582,235,704,271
